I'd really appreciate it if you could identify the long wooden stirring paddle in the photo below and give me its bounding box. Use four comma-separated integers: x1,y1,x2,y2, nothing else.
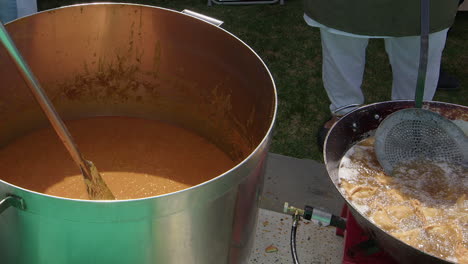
0,21,115,200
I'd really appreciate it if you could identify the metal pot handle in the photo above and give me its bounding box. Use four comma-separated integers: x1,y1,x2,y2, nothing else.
0,195,25,215
181,10,224,27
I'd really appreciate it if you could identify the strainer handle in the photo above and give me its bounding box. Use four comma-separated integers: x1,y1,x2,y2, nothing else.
414,0,430,108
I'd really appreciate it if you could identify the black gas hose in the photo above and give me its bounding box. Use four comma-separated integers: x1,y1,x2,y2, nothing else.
285,203,347,264
290,215,301,264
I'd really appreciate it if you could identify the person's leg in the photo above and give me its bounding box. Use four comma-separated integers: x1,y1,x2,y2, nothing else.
16,0,37,18
318,29,369,150
320,29,369,116
384,28,449,101
0,0,18,23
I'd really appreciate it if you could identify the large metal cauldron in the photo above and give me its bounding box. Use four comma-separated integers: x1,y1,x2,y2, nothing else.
324,101,467,264
0,4,276,264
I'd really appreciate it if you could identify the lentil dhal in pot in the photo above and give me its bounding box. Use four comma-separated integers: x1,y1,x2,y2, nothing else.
0,116,235,200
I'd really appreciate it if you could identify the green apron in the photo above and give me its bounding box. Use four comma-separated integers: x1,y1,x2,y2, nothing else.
303,0,459,36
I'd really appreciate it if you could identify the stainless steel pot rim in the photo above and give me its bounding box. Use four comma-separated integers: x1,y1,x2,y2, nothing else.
0,3,278,204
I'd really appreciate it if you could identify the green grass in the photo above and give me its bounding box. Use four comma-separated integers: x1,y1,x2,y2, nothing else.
38,0,468,161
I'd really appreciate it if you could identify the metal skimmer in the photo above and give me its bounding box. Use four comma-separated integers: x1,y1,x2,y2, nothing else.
374,0,468,175
375,108,468,174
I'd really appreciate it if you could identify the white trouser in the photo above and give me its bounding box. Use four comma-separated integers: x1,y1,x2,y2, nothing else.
320,28,449,115
0,0,37,23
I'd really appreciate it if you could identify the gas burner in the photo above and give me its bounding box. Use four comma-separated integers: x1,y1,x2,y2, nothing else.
338,205,398,264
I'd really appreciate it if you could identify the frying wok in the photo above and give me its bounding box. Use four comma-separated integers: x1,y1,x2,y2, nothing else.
324,100,467,264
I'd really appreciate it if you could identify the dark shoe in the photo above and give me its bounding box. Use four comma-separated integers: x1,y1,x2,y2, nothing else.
437,69,460,90
317,116,340,152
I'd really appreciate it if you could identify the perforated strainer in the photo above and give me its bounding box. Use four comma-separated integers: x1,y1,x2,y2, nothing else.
374,0,468,175
375,108,468,174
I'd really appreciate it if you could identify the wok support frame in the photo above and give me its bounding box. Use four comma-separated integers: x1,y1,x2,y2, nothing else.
338,205,397,264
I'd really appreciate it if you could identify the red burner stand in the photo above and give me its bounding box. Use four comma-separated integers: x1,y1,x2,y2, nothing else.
337,205,398,264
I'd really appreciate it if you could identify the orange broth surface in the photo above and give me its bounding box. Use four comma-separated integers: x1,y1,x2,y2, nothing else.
0,117,235,200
